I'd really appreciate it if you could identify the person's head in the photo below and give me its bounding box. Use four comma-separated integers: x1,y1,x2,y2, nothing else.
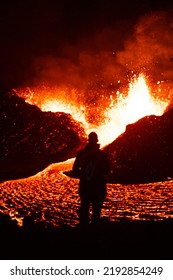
88,132,98,144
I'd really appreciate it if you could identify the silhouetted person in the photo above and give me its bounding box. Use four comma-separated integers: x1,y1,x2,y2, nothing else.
73,132,110,226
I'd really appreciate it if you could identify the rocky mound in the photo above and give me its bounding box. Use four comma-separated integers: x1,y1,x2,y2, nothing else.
0,91,87,180
104,108,173,183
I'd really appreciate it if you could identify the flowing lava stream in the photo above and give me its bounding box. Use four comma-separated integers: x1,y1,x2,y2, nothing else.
16,74,168,147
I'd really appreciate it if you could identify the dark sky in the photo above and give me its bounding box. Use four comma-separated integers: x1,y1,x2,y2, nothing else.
0,0,173,89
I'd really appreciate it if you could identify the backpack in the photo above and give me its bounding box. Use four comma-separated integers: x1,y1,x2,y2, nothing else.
84,160,97,181
83,152,101,182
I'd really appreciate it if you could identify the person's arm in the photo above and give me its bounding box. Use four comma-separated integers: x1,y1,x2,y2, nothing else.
73,154,80,172
72,151,83,177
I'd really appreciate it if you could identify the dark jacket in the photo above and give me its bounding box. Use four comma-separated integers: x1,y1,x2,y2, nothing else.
73,143,110,200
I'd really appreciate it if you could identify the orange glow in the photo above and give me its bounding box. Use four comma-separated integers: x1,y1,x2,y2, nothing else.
42,99,87,125
97,74,168,146
16,74,168,147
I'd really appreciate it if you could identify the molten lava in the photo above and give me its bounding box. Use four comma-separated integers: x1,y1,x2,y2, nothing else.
16,74,168,147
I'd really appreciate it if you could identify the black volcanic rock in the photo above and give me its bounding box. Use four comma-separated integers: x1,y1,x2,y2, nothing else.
0,91,87,180
104,108,173,183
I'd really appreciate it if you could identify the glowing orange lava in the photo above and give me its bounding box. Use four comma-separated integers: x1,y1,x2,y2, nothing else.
98,74,168,146
16,74,168,147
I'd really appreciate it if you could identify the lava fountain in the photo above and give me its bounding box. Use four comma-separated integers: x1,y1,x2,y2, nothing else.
99,74,168,146
16,74,168,147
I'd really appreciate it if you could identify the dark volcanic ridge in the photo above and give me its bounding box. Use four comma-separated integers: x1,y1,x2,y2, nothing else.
0,91,87,181
104,108,173,183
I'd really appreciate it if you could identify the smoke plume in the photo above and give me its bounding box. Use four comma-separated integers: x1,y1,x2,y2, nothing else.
117,10,173,82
